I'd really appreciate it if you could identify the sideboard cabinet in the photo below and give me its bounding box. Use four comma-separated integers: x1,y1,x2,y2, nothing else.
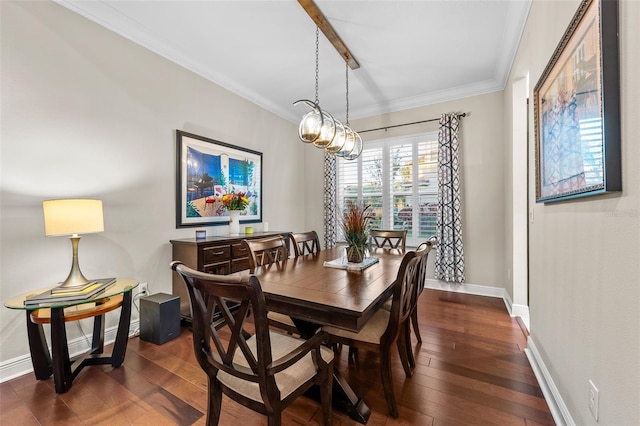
170,231,291,321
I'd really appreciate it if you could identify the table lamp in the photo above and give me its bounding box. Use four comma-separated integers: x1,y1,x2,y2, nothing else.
43,199,104,290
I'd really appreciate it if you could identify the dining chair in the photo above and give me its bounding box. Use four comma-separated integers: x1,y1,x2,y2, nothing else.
290,230,321,257
242,236,298,334
399,237,436,372
370,229,408,254
171,261,334,426
243,236,289,271
380,237,435,337
321,250,419,418
410,236,436,344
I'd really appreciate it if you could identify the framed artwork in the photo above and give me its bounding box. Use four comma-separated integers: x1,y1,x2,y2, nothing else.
176,130,262,227
534,0,621,203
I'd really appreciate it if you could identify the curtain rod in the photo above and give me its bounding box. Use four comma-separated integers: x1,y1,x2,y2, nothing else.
357,112,467,134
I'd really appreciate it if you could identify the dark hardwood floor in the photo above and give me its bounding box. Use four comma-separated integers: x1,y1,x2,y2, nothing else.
1,289,554,425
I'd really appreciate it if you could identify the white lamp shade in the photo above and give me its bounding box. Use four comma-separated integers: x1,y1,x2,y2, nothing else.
43,199,104,236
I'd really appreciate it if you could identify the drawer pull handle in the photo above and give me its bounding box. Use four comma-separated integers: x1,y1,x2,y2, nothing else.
212,251,225,255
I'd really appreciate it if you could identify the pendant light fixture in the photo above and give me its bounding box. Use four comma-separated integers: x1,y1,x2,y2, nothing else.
294,27,336,147
293,19,362,160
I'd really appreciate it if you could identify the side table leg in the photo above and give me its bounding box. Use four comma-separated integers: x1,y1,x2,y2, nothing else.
25,311,52,380
50,307,72,393
110,290,132,367
91,308,105,354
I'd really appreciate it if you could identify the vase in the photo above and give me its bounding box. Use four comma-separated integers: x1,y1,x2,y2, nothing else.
346,245,364,263
228,210,240,234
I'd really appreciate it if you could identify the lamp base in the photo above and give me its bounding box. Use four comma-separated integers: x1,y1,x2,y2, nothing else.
56,234,93,291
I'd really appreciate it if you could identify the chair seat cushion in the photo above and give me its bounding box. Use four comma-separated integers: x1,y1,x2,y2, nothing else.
267,311,296,327
217,331,334,402
322,309,390,345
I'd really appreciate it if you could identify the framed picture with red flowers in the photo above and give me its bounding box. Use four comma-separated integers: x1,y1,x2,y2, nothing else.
176,130,262,228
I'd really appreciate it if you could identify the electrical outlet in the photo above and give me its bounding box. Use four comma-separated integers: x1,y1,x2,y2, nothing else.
589,380,599,421
139,282,149,296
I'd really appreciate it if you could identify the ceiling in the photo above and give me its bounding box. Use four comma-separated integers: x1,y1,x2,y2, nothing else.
54,0,531,124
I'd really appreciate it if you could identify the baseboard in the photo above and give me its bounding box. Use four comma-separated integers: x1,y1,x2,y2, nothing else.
511,303,530,331
502,288,515,316
525,336,575,426
424,278,506,299
0,319,140,383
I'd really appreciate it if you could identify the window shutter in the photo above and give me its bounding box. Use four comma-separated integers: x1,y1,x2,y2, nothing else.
337,132,438,246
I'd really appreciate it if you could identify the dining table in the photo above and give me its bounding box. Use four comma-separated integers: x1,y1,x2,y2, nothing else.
235,245,405,424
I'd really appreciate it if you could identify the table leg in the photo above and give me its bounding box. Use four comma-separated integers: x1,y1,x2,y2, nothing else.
292,317,371,424
50,307,72,393
303,368,371,424
25,311,52,380
332,370,371,423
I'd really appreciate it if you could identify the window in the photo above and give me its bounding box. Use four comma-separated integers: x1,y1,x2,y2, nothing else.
337,132,438,247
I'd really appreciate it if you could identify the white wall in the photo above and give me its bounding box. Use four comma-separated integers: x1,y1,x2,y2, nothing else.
505,0,640,424
0,1,304,363
305,92,508,290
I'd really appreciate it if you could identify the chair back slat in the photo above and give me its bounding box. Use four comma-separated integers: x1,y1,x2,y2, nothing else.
398,256,419,324
414,236,436,297
370,229,407,253
291,231,321,257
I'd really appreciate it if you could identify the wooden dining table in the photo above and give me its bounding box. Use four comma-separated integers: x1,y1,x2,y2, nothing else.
235,245,405,424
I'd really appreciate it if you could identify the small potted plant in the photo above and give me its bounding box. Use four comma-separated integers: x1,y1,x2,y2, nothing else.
341,201,373,263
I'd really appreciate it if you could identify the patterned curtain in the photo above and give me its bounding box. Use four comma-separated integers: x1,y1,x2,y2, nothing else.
323,152,337,249
435,113,465,283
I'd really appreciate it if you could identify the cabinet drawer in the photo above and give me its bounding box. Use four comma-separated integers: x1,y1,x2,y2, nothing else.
231,258,251,273
231,243,249,259
203,261,231,275
202,245,231,263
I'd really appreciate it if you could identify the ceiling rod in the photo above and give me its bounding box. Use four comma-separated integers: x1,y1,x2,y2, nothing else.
297,0,360,70
357,113,467,134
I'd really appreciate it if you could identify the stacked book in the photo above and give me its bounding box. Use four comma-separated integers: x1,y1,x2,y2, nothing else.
323,257,379,271
24,278,116,307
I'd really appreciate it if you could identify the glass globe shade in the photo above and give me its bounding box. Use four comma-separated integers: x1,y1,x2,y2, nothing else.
298,110,323,143
336,126,356,157
312,111,337,148
343,131,363,160
294,99,326,144
325,120,346,154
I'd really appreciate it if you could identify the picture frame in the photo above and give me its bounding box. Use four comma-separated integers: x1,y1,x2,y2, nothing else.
176,130,262,227
534,0,621,203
